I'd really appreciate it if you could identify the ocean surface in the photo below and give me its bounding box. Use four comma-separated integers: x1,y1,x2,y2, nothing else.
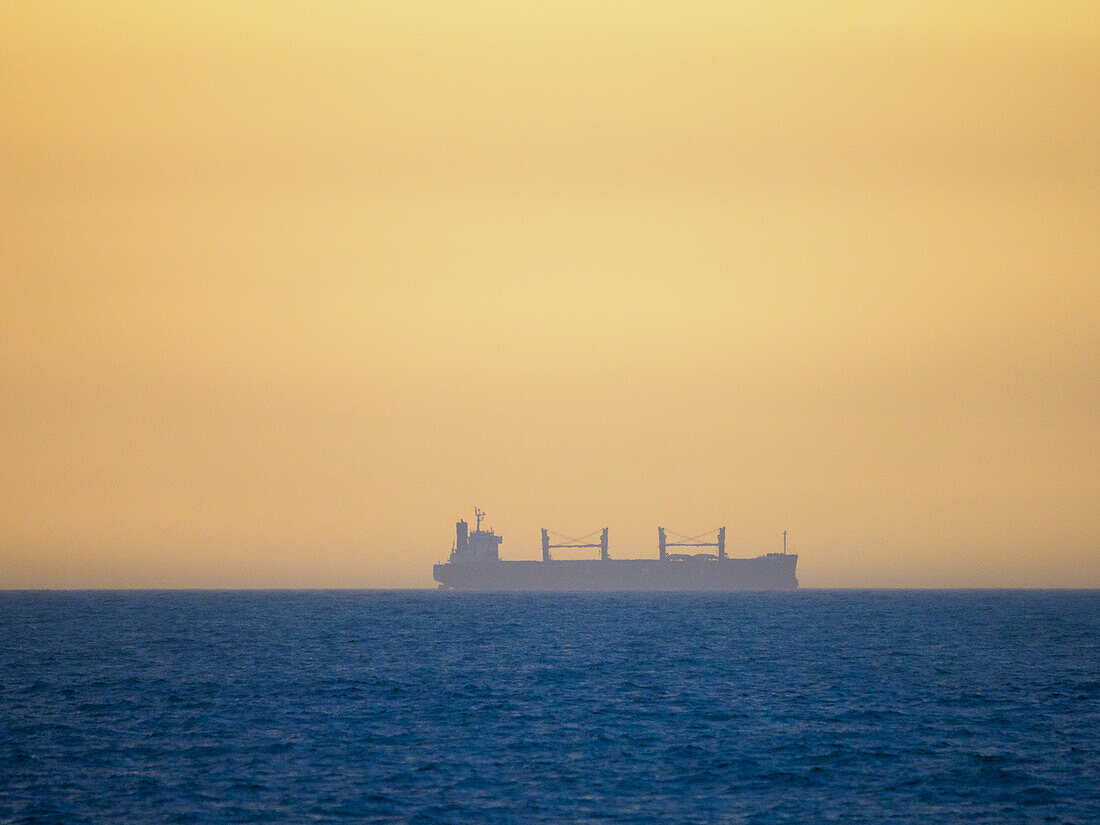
2,590,1098,824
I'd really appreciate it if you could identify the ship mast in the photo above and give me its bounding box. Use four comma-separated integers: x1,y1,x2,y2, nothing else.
475,507,485,532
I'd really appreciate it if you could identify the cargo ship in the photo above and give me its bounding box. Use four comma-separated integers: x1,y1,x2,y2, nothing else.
433,509,798,591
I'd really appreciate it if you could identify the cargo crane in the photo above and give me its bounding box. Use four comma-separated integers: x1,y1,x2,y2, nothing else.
541,528,609,561
658,526,726,560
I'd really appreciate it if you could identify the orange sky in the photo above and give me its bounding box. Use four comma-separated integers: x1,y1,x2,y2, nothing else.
2,3,1098,588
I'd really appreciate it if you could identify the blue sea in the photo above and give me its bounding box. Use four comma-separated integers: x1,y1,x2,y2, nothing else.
2,590,1098,823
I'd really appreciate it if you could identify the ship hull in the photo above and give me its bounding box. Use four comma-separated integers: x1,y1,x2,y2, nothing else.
434,555,798,592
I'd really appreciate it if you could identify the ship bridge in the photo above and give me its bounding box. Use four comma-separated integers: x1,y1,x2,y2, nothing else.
451,508,503,562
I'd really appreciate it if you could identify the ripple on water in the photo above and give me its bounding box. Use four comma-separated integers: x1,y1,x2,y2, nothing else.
0,590,1097,824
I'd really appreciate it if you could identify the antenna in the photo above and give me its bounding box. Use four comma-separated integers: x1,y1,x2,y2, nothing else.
475,507,485,531
783,530,787,554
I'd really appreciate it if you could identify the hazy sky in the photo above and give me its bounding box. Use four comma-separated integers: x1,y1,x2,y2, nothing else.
2,2,1098,588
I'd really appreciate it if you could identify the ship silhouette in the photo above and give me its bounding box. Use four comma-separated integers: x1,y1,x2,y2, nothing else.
434,509,798,591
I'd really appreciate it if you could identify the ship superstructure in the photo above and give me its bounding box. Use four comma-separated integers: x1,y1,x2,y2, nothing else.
450,507,503,562
434,510,798,591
